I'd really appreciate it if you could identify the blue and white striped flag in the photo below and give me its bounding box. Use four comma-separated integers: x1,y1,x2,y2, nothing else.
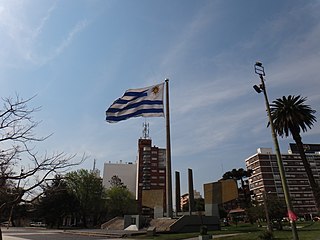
106,83,164,123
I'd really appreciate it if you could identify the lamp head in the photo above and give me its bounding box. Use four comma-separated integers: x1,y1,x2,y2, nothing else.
253,85,262,93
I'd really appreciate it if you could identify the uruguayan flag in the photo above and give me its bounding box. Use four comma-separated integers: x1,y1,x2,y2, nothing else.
106,83,164,123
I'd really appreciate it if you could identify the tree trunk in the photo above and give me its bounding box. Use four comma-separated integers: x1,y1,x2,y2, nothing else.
292,132,320,210
240,177,245,190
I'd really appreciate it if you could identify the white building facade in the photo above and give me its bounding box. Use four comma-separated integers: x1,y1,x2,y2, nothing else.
102,161,137,196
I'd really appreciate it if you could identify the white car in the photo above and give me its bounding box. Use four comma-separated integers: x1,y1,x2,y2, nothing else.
30,222,46,227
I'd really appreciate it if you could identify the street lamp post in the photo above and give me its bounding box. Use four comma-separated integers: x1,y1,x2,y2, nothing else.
253,62,299,240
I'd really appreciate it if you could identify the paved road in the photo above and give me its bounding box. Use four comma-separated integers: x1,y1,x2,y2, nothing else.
2,227,136,240
2,227,240,240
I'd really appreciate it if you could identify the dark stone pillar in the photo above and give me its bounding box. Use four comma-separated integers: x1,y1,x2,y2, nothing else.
188,168,195,215
175,171,181,215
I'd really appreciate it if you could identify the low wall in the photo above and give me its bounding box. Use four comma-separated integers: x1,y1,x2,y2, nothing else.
169,215,220,233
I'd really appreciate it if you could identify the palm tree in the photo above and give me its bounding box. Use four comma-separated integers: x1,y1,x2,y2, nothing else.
269,95,320,210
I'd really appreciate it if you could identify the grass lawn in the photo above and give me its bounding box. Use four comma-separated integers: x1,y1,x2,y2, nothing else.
135,221,320,240
217,221,320,240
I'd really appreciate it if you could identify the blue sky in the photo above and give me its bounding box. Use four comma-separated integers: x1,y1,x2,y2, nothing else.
1,0,320,199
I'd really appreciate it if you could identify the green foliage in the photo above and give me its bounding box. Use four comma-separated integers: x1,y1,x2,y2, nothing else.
266,194,286,222
246,204,265,224
105,185,137,217
66,169,104,205
194,198,205,212
270,95,316,138
246,195,286,227
109,175,126,188
66,169,105,227
36,171,138,227
222,168,252,186
37,176,79,228
219,205,228,219
270,95,320,210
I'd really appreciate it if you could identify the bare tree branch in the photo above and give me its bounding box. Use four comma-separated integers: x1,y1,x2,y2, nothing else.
0,95,86,235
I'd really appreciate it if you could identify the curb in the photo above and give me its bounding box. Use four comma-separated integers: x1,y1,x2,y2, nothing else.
64,230,124,238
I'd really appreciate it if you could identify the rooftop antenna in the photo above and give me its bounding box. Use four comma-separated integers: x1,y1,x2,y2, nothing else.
142,119,150,139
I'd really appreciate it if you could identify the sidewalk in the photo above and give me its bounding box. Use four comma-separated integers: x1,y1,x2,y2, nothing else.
64,229,241,239
64,228,146,238
2,227,241,240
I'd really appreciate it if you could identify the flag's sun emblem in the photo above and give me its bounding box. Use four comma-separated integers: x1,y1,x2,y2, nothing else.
152,86,159,95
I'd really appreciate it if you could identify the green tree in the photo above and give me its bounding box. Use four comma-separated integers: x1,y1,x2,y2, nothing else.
266,195,286,230
194,198,205,212
66,169,105,227
105,185,137,217
270,95,320,210
37,176,80,228
246,203,265,225
109,175,126,188
222,168,252,189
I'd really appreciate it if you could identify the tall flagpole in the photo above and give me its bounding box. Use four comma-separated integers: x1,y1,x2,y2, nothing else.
165,79,173,218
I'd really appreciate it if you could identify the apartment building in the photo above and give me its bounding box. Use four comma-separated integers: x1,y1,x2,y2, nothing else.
245,144,320,217
180,190,202,211
136,138,166,216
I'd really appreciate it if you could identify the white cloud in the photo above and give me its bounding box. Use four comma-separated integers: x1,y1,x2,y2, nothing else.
41,19,89,64
0,1,89,68
32,2,56,40
172,78,250,116
159,1,218,72
158,0,320,162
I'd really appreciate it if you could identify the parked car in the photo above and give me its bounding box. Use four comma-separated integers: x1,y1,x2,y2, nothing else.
0,221,12,227
30,222,46,227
